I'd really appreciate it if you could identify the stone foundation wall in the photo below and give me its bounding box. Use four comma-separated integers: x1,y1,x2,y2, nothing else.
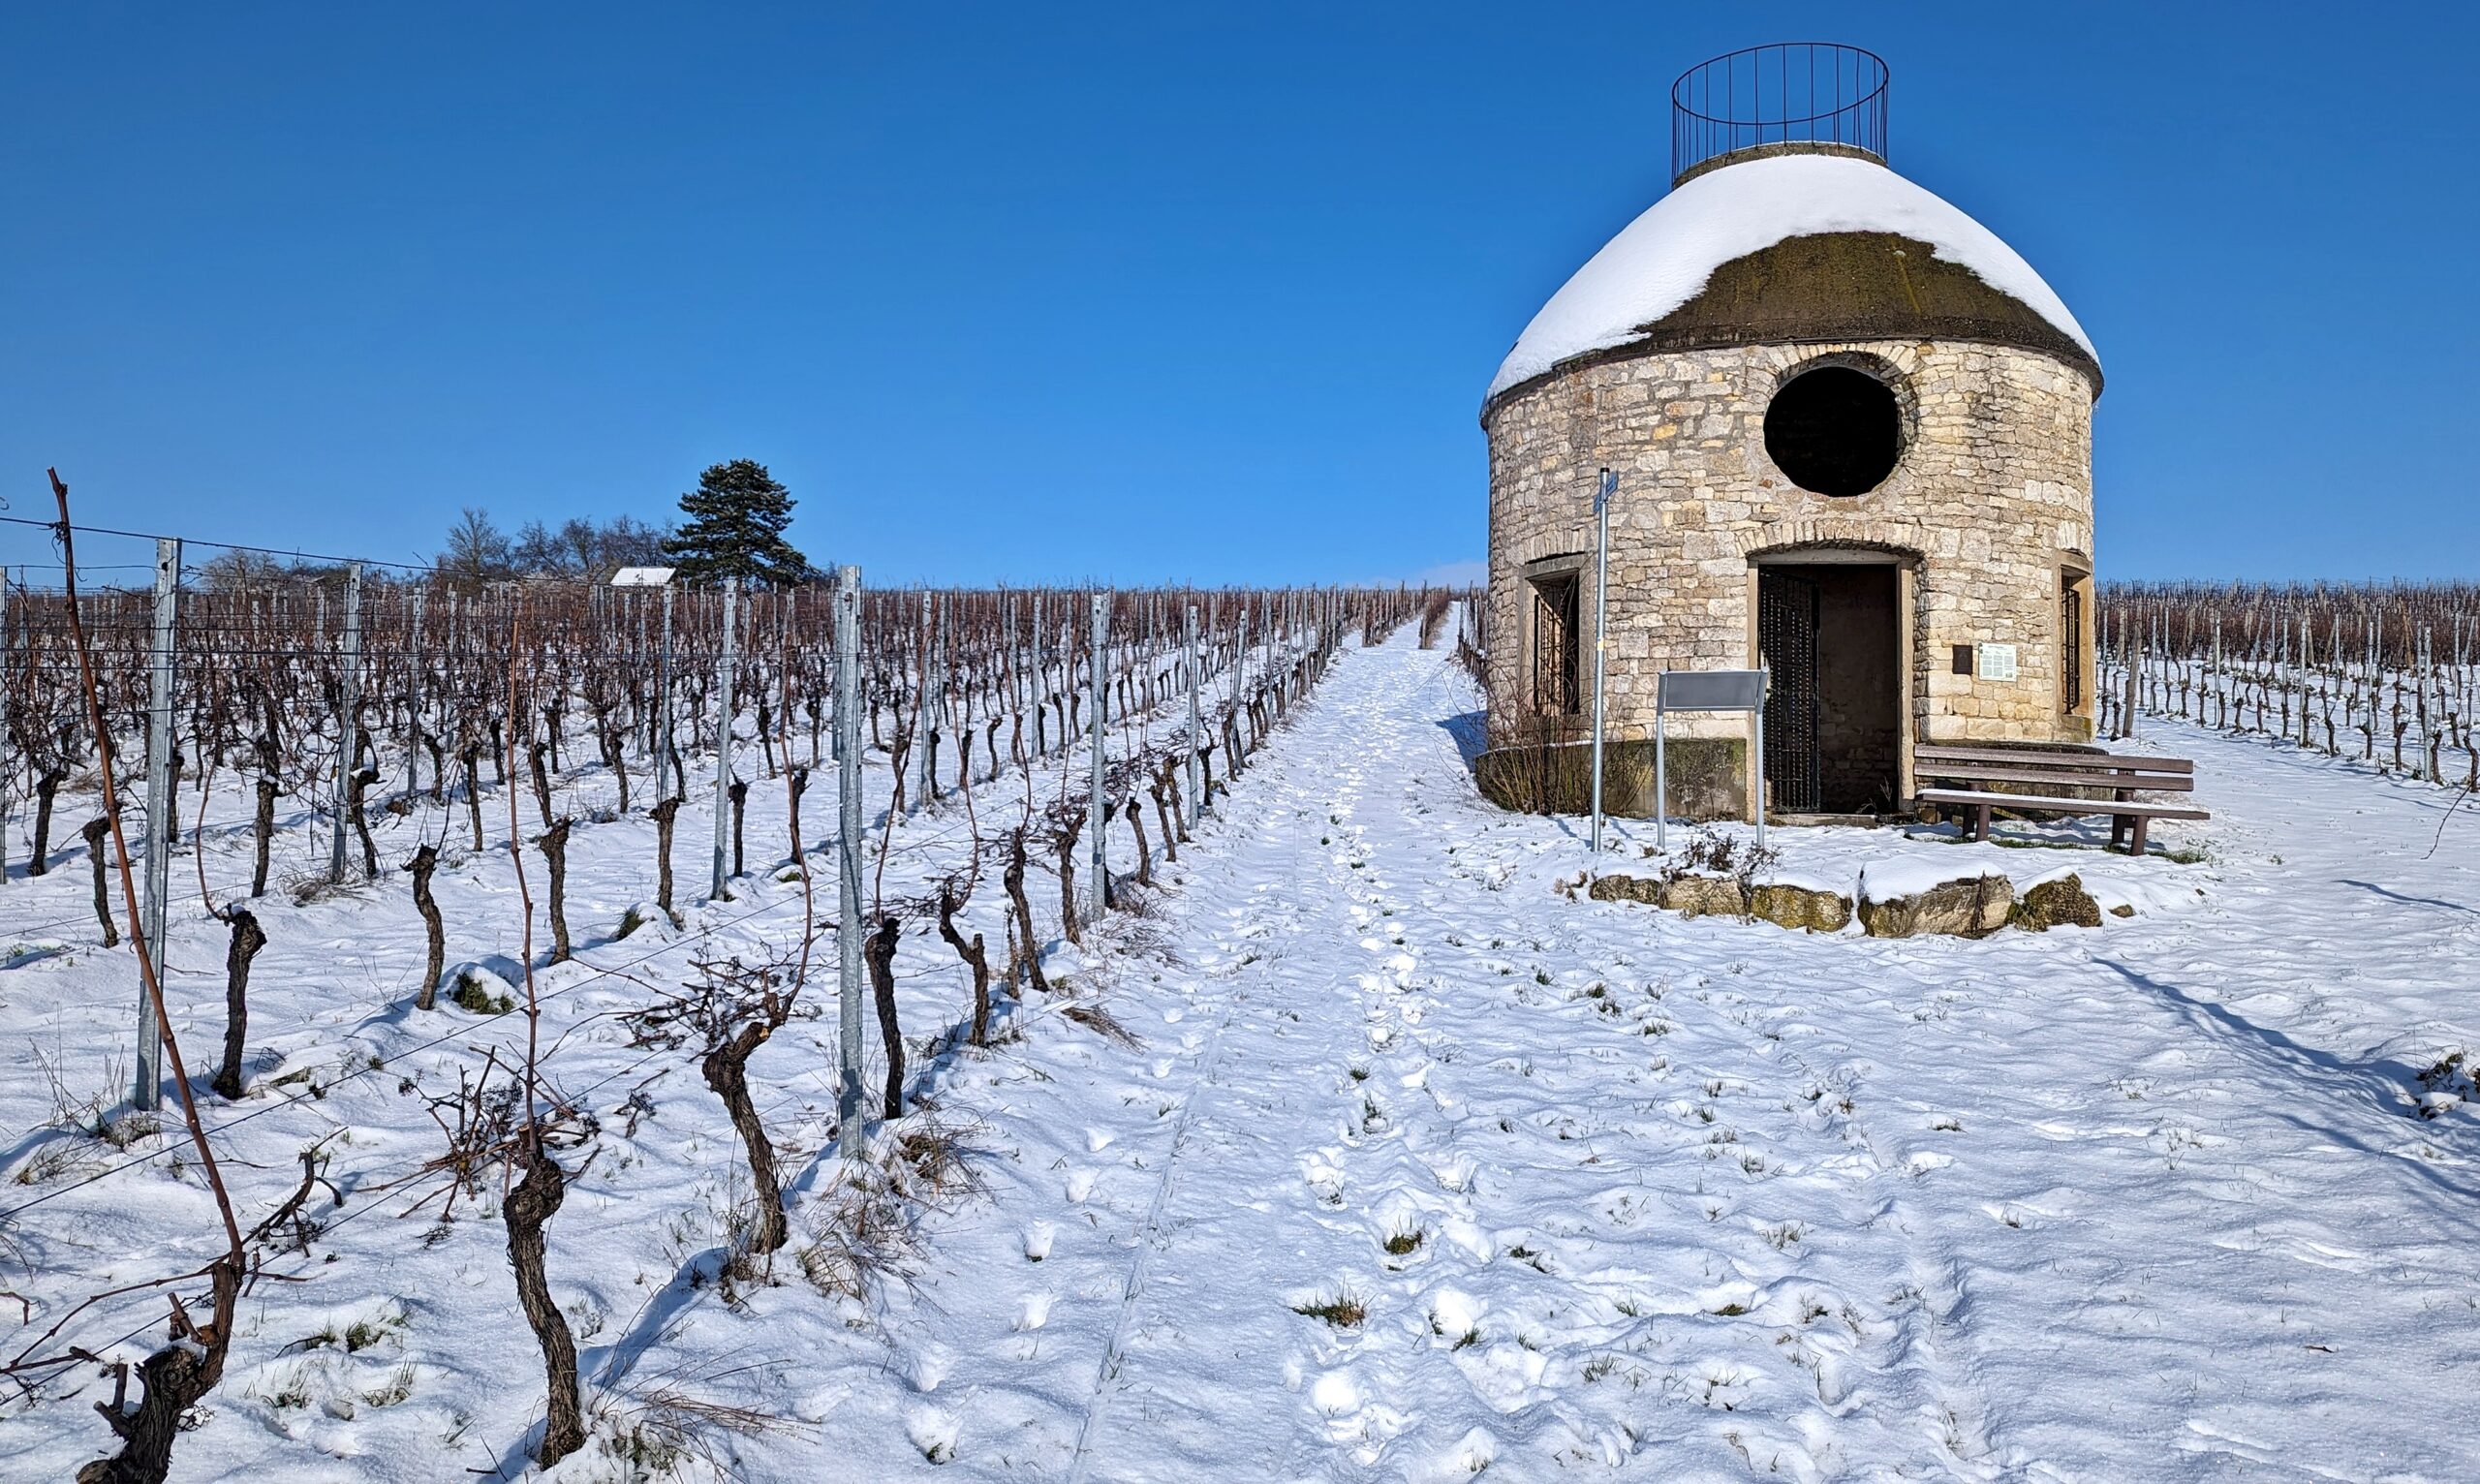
1483,337,2098,788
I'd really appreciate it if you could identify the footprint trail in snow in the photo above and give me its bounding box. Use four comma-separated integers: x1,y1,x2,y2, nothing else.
846,623,2480,1480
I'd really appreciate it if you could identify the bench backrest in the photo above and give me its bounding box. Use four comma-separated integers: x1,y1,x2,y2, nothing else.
1913,744,2196,792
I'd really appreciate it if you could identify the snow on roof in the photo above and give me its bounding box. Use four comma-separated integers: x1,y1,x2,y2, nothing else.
608,566,676,587
1486,152,2096,403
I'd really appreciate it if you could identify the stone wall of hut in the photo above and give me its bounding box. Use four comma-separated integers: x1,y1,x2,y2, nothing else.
1483,336,2098,809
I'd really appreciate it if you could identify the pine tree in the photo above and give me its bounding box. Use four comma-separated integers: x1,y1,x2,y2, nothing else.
664,460,814,586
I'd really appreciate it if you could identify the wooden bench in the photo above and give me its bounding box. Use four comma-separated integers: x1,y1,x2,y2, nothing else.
1912,743,2207,855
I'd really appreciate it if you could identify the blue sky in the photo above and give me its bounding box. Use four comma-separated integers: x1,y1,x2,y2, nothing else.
3,3,2473,586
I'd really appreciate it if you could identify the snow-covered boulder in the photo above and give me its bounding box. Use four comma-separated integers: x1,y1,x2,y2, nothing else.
1586,873,1664,907
1858,867,2012,938
1661,874,1748,918
1586,871,1748,918
1749,881,1853,933
2009,872,2104,931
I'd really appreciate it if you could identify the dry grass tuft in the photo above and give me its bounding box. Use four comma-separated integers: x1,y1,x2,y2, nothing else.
797,1165,920,1304
590,1362,810,1476
891,1116,990,1206
1290,1292,1368,1328
797,1114,992,1303
1062,1001,1142,1049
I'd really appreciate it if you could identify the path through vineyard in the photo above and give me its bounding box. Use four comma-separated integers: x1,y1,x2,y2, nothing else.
808,627,2480,1480
8,622,2479,1479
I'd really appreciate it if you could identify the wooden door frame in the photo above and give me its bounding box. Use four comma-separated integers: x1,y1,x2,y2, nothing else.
1745,545,1918,813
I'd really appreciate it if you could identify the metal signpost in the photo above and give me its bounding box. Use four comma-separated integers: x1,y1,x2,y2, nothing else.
408,589,426,795
1088,591,1109,920
1032,591,1047,757
1588,468,1615,854
137,538,182,1109
709,577,738,900
1184,603,1203,826
327,563,362,883
655,583,676,796
833,566,866,1157
1654,667,1769,854
0,574,12,885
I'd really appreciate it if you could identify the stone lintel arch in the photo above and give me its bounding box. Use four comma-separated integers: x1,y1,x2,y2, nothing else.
1511,523,1595,569
1736,518,1928,564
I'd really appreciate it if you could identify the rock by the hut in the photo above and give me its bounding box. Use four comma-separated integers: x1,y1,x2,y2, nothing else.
2010,873,2104,931
1587,874,1664,905
1859,873,2013,938
1587,872,1745,917
1749,881,1852,933
1659,874,1749,918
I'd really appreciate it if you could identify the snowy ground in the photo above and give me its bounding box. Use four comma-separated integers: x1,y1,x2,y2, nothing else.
7,622,2480,1480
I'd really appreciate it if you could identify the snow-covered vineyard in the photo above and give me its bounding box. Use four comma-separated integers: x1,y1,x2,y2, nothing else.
2099,580,2480,785
0,549,1438,1478
4,577,2478,1479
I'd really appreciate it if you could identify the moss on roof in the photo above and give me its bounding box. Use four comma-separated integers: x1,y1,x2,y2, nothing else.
1486,231,2102,416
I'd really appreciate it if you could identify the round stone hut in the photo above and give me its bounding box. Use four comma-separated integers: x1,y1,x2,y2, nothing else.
1482,44,2099,819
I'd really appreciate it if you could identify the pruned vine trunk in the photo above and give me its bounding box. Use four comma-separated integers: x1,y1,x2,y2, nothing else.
211,909,266,1099
1126,797,1152,886
1054,814,1084,946
939,884,993,1045
528,739,555,829
787,765,809,863
728,778,749,877
1150,779,1178,865
82,818,118,946
410,844,445,1010
461,747,485,851
702,1024,788,1261
503,1141,584,1468
347,764,382,880
539,819,573,964
250,778,277,898
30,766,66,876
866,916,905,1120
1003,833,1049,995
77,1259,238,1484
650,795,681,921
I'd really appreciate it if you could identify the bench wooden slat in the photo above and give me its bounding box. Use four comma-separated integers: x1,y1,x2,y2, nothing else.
1915,788,2209,820
1914,745,2194,773
1914,761,2196,792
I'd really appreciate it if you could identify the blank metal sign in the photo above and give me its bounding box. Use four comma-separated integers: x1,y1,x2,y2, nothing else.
1658,669,1766,712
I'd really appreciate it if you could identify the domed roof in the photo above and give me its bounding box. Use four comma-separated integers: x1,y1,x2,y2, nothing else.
1485,151,2098,412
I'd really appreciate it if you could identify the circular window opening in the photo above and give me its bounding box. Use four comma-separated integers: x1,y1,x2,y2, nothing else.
1763,365,1904,496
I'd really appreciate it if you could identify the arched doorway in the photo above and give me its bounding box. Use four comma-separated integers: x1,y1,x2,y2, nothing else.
1752,547,1909,815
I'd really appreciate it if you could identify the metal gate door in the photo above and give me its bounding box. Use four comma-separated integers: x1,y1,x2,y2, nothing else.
1758,572,1821,813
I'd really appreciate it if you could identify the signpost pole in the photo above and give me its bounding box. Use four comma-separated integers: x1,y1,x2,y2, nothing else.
834,566,866,1158
1654,696,1668,854
1752,668,1768,851
327,563,362,883
1088,591,1109,920
1589,468,1613,857
1184,603,1202,828
136,538,181,1110
709,577,738,900
655,583,674,798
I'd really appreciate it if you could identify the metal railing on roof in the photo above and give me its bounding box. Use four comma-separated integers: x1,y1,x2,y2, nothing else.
1671,42,1889,185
